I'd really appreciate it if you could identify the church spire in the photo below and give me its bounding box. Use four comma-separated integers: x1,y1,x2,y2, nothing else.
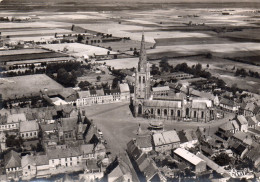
138,32,147,72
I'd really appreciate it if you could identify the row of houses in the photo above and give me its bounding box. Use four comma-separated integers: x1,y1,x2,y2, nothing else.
76,83,130,107
4,142,107,180
218,115,259,138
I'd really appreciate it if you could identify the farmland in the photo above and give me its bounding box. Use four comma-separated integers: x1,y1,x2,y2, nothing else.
0,52,68,63
0,48,49,56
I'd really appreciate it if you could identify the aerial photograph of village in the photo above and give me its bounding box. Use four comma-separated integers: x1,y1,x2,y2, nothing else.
0,0,260,181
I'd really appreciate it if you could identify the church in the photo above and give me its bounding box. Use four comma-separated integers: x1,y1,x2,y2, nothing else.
133,34,215,122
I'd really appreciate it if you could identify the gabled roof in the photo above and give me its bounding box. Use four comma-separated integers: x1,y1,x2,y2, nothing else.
246,116,258,126
236,115,248,125
20,120,39,133
220,98,237,107
119,83,130,93
80,144,94,154
232,132,252,146
219,121,234,131
40,123,57,132
78,91,91,98
174,148,205,166
152,86,170,92
135,135,152,149
4,150,21,168
153,130,180,147
59,117,77,132
34,155,49,166
96,89,104,96
143,100,182,108
21,155,36,168
143,160,159,181
7,113,26,123
47,147,81,159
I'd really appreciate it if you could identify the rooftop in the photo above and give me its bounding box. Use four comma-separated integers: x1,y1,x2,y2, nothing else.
20,120,39,133
135,135,152,149
174,148,205,166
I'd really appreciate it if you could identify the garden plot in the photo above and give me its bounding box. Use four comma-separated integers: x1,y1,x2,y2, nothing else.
41,43,117,58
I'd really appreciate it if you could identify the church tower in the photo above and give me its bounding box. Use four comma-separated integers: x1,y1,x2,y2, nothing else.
134,33,151,116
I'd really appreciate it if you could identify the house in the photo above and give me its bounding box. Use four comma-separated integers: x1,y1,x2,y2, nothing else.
0,132,6,152
107,160,133,182
119,83,130,101
230,132,253,147
173,148,206,173
135,135,153,153
142,160,166,182
236,115,248,132
4,150,22,177
81,144,95,160
243,146,260,170
76,91,92,106
239,102,256,117
94,143,106,159
178,129,198,148
219,121,235,136
20,120,39,139
152,130,180,153
0,113,26,131
82,159,103,181
47,147,82,169
246,116,258,129
40,123,57,135
21,155,36,180
219,98,239,113
34,155,49,178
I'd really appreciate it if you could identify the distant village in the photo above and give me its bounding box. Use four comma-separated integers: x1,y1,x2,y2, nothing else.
0,13,260,182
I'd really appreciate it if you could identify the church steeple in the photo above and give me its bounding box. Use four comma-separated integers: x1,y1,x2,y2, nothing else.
138,32,147,72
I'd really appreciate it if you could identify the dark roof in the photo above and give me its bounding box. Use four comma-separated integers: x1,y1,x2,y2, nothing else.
4,150,21,168
135,135,152,149
126,140,137,154
178,130,188,144
231,143,246,155
89,89,96,95
143,161,158,181
220,98,236,107
130,145,142,161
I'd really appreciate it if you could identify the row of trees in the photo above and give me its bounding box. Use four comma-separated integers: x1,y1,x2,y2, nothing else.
235,68,260,78
1,68,46,77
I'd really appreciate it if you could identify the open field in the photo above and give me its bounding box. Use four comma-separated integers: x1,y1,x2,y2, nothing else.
0,52,67,62
41,43,118,58
0,21,71,29
10,36,57,42
0,48,50,56
77,73,115,85
0,74,64,99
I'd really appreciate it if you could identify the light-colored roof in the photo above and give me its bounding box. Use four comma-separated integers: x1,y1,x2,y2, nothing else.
20,120,39,133
40,123,57,132
231,120,239,130
219,121,234,131
153,133,166,146
246,116,258,126
153,130,180,147
21,155,36,168
236,115,248,125
119,83,130,93
7,113,26,123
233,132,252,146
174,148,205,166
152,86,170,92
96,89,104,96
191,102,207,109
162,130,180,144
81,144,94,154
143,100,182,108
78,90,90,98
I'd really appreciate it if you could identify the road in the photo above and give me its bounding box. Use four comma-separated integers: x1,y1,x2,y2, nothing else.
83,102,235,155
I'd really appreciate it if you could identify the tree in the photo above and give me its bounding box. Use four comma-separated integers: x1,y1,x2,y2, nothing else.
214,153,231,166
96,75,101,82
77,34,84,42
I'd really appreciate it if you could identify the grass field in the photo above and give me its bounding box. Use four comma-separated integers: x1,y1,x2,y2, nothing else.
0,48,50,56
0,52,68,62
0,74,64,99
